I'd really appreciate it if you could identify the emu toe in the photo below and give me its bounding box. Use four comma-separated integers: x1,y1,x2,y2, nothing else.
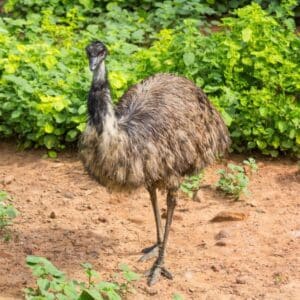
145,260,173,286
139,244,159,262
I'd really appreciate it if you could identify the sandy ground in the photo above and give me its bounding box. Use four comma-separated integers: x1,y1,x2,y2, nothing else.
0,141,299,300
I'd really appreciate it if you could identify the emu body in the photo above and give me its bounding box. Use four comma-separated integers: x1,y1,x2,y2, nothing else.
80,41,230,285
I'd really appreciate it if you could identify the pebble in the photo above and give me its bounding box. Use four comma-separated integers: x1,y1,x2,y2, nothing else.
290,230,300,238
63,191,74,199
211,265,220,272
215,230,230,240
211,211,248,222
215,238,227,246
49,211,56,219
236,276,247,284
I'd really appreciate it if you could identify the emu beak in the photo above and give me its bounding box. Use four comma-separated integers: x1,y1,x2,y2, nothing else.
89,56,99,71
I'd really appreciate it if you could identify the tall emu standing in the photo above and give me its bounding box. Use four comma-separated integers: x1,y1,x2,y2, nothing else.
80,41,230,285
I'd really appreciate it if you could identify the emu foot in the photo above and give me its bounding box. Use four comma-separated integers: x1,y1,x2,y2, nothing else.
145,261,173,286
138,244,159,262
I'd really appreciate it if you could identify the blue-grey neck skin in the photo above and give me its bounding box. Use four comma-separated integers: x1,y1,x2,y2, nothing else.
88,61,115,133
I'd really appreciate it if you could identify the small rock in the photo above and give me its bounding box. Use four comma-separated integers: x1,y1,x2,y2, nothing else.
86,250,100,258
215,230,230,240
236,276,247,284
211,265,220,272
128,218,144,225
211,211,248,222
63,191,74,199
49,211,56,219
98,217,107,223
2,175,15,185
193,190,203,202
215,239,227,246
290,230,300,238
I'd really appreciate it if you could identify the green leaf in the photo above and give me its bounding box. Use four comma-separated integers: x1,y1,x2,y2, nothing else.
11,110,21,119
37,278,50,292
6,206,18,218
78,105,87,115
172,293,184,300
82,289,103,300
79,0,93,9
183,52,195,66
26,255,46,265
66,130,78,142
259,107,268,117
256,140,267,149
221,110,233,126
44,123,54,134
78,290,95,300
242,28,252,42
77,123,86,132
48,150,57,158
86,24,98,34
106,290,121,300
3,75,33,93
120,264,140,282
276,121,288,133
44,135,58,149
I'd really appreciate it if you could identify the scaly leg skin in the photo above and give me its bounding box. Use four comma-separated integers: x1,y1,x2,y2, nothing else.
139,244,159,262
139,187,163,262
147,189,177,286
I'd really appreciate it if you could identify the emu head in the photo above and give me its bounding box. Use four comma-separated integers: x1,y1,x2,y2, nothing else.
86,41,108,71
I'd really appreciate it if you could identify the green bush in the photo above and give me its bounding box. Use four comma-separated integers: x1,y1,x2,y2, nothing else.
138,3,300,157
0,2,299,157
25,255,140,299
0,190,18,240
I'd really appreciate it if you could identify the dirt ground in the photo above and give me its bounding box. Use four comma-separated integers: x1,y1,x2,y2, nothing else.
0,141,299,300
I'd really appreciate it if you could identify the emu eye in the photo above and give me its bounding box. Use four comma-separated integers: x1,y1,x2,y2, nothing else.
98,49,105,56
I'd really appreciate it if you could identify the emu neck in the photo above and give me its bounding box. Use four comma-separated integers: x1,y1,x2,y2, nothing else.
88,61,117,134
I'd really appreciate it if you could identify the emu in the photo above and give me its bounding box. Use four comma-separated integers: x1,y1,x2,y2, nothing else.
80,41,230,286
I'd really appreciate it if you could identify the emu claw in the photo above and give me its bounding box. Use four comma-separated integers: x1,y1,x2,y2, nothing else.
138,244,159,262
145,263,173,286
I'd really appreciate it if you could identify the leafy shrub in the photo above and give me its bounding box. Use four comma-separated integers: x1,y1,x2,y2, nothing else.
140,3,300,157
180,172,204,198
0,190,18,240
216,163,249,200
0,2,299,157
243,157,258,173
25,255,140,300
216,158,257,200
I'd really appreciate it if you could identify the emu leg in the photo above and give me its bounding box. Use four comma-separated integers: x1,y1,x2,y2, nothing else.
139,187,163,262
147,189,177,286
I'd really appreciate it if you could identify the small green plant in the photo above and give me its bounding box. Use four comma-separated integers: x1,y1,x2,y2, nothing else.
25,256,140,300
0,190,18,240
180,172,204,198
172,293,184,300
216,163,249,200
243,157,258,173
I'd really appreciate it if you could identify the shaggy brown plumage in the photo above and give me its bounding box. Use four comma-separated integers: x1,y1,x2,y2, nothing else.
80,73,229,190
80,41,230,286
